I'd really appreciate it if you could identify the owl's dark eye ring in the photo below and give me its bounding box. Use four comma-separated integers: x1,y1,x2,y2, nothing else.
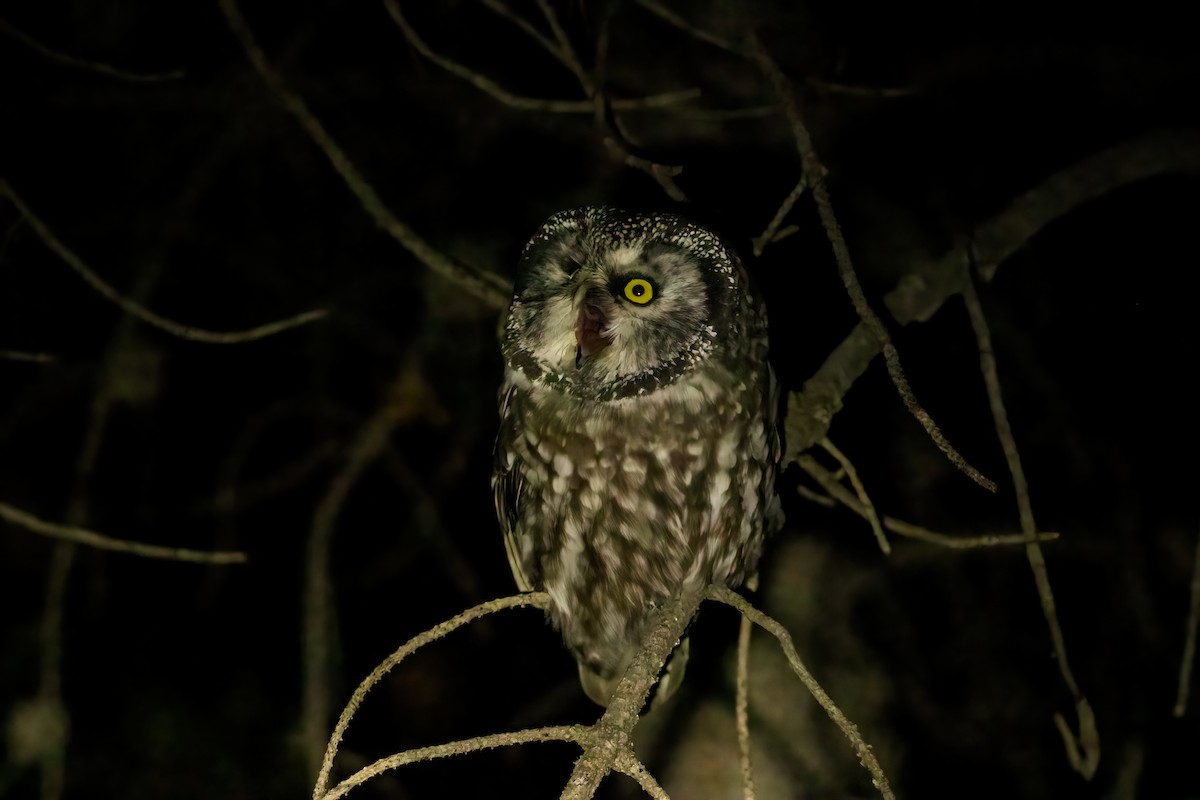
563,256,584,275
623,278,655,305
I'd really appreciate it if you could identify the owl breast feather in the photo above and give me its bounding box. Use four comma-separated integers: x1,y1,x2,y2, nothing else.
506,360,778,682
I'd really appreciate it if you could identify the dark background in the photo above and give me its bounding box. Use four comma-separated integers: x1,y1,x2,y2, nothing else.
1,1,1199,798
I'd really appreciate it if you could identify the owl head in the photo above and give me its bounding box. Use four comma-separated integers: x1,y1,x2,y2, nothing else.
502,207,751,401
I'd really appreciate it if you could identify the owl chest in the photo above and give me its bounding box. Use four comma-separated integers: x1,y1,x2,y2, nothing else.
514,385,750,541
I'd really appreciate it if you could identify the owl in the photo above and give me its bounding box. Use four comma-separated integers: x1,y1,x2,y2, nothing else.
493,207,782,707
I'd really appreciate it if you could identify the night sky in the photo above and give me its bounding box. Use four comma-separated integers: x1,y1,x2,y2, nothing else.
2,2,1199,798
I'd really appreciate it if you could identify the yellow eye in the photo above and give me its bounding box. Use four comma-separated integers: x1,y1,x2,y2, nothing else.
623,278,654,305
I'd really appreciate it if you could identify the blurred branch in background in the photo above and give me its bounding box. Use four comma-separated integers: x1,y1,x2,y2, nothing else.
218,0,513,311
796,455,1059,549
963,275,1099,779
0,180,327,344
1176,523,1200,717
301,361,451,778
748,34,997,494
0,15,184,81
0,502,246,564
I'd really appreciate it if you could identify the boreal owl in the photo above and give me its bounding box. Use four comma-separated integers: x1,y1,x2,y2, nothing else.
493,207,782,706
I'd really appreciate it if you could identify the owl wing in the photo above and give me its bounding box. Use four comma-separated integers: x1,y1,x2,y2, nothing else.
493,383,535,593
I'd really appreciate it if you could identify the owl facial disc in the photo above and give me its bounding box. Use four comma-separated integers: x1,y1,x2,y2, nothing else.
574,289,613,367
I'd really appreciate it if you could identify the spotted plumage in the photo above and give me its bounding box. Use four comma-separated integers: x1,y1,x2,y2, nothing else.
493,207,782,706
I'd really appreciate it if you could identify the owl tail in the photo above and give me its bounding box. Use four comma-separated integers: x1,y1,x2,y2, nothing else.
579,637,691,710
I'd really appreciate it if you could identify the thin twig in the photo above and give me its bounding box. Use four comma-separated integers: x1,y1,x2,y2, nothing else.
218,0,512,311
747,34,996,493
881,516,1058,549
708,586,896,800
322,724,587,800
614,751,671,800
634,0,746,55
534,0,594,93
634,1,913,98
796,484,836,508
808,80,914,99
753,176,807,256
388,0,693,199
820,438,889,555
596,2,691,203
479,0,569,67
537,0,691,202
314,592,552,798
388,1,697,113
0,349,56,363
735,609,757,800
796,455,1058,549
1173,523,1200,716
602,139,689,201
962,275,1099,779
37,543,73,800
784,131,1200,466
0,16,184,81
0,500,248,564
0,179,327,343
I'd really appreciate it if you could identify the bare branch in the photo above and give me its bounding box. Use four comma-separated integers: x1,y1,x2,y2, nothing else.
973,129,1200,283
634,2,913,98
388,0,694,200
808,80,915,99
37,543,72,800
796,455,1058,549
613,751,671,800
0,179,327,343
752,176,807,256
785,130,1200,466
880,516,1059,549
322,724,588,800
602,138,689,201
1175,522,1200,717
634,0,746,55
0,16,184,82
387,1,697,113
0,500,247,564
534,0,594,93
747,35,995,493
708,586,896,800
820,438,889,555
218,0,512,311
735,609,757,800
314,592,552,798
479,0,571,68
962,276,1099,779
796,483,836,508
0,349,56,364
562,587,706,799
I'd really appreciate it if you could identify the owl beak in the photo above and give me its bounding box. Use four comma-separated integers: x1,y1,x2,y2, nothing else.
575,296,613,367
